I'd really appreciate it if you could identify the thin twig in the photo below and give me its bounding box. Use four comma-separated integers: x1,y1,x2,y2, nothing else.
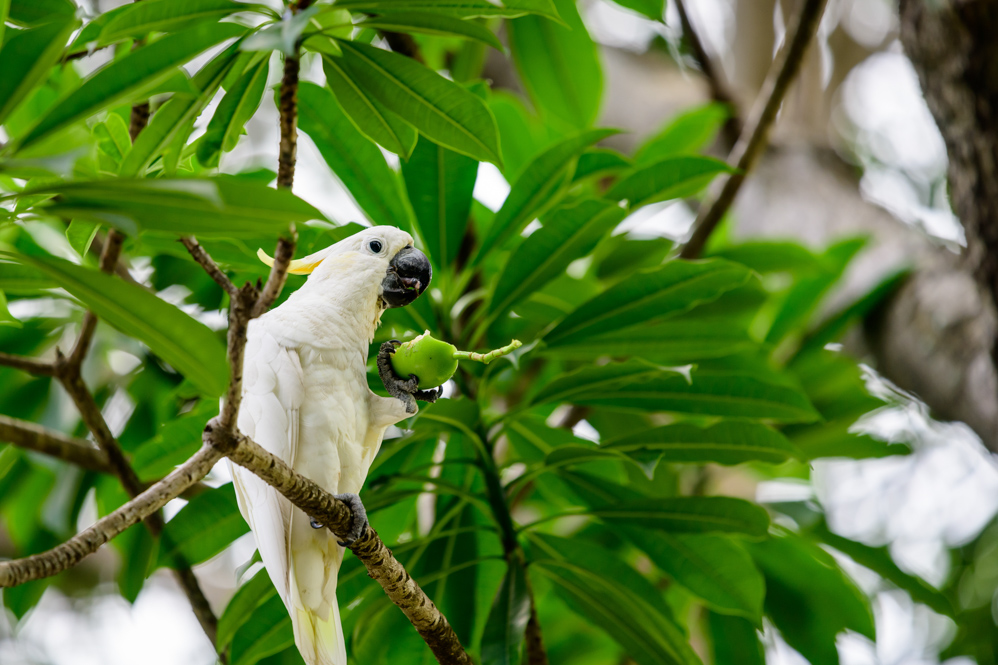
276,53,300,191
0,353,55,376
0,444,224,586
218,284,257,430
55,352,146,497
0,414,112,473
181,237,237,297
680,0,829,259
674,0,743,146
251,235,295,318
68,229,124,369
523,571,549,665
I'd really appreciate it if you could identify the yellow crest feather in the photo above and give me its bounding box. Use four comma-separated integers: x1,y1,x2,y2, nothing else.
256,248,323,275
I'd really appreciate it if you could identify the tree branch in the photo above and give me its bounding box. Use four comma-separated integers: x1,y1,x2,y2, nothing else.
276,51,300,191
0,444,223,587
0,425,475,665
0,352,55,376
181,237,237,297
0,414,112,473
680,0,828,259
213,427,473,665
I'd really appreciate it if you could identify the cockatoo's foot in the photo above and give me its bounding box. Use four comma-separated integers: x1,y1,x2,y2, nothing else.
414,385,444,403
377,339,440,414
332,493,368,547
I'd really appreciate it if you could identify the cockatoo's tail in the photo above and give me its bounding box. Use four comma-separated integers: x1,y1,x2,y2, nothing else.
389,331,522,389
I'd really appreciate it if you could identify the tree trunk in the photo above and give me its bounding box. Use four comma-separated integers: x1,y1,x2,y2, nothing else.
898,2,998,449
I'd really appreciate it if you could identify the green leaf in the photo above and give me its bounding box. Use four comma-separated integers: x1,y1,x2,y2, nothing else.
65,220,99,257
132,402,218,480
0,291,21,328
706,241,826,275
480,557,532,665
572,148,632,182
5,253,229,396
158,483,249,567
120,44,242,176
98,0,247,44
635,104,729,163
637,533,764,620
218,568,279,652
489,198,626,320
593,234,673,280
531,363,820,422
602,421,803,465
358,12,503,50
807,520,954,617
298,82,413,230
607,0,664,20
18,21,247,149
0,261,55,293
230,592,294,665
7,0,74,26
573,496,769,537
197,54,269,167
0,0,7,47
336,41,501,164
748,533,875,665
544,259,752,346
765,237,867,344
544,421,801,474
332,0,559,19
93,113,132,166
0,18,78,127
240,5,318,55
798,268,910,357
401,137,478,268
116,524,156,603
474,129,616,263
508,0,601,128
607,156,734,209
28,177,323,237
321,54,417,158
541,318,755,364
708,612,765,665
553,472,766,620
784,419,908,459
531,543,701,665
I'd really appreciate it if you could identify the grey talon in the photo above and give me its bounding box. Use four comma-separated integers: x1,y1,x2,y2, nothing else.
333,492,368,547
310,518,323,529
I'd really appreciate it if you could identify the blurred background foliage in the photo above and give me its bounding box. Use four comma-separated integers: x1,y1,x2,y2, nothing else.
0,1,994,665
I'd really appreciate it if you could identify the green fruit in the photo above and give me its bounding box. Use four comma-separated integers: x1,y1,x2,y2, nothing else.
390,331,459,389
388,331,523,390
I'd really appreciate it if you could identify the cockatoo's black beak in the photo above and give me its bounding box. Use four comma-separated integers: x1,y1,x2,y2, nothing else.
382,245,431,308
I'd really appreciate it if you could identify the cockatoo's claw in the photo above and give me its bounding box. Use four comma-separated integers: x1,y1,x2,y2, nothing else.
333,492,368,547
309,518,323,529
414,385,443,403
376,340,422,413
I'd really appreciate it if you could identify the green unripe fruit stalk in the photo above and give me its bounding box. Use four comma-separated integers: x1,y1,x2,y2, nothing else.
390,331,522,389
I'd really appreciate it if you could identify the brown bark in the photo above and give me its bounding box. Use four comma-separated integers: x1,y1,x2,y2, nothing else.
0,414,111,473
898,1,998,447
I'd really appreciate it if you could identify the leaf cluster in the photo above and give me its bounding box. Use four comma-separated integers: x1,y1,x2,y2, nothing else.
0,2,960,665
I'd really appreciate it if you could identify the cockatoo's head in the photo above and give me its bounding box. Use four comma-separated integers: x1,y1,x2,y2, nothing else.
258,226,431,309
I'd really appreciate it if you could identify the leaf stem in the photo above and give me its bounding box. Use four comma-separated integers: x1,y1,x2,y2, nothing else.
453,339,522,364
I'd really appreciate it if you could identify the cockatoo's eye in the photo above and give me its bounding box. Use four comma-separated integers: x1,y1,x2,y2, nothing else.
369,240,384,254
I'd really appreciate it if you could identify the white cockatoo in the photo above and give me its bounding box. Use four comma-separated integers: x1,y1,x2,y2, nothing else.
230,226,436,665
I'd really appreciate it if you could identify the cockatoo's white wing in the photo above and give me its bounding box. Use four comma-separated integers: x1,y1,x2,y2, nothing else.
231,322,305,605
